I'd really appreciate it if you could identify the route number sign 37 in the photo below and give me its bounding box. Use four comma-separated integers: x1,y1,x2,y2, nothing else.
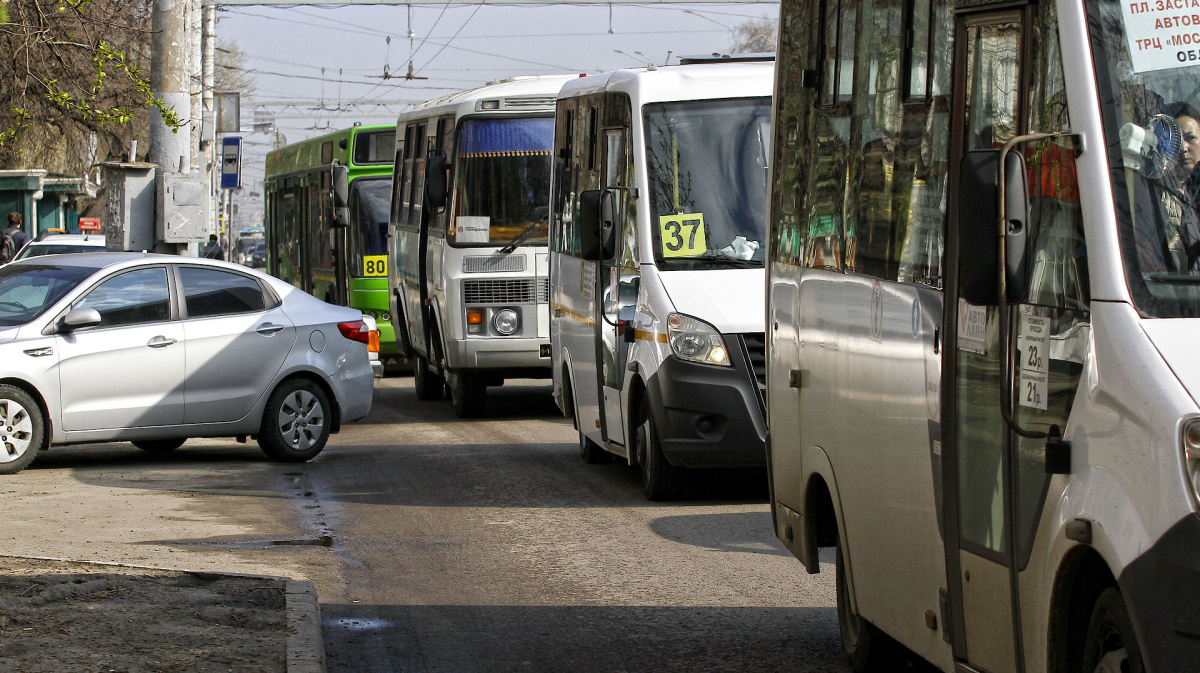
658,213,707,258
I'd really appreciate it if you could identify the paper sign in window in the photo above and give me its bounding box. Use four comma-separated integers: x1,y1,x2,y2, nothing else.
456,216,491,243
658,213,707,258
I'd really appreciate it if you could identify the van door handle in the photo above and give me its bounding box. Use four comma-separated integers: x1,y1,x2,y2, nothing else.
147,336,177,349
256,323,286,335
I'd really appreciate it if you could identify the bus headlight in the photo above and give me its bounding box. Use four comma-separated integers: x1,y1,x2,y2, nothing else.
1184,419,1200,503
667,313,730,366
493,308,520,336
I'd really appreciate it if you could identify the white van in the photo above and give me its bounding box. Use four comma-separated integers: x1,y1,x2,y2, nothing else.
549,57,774,499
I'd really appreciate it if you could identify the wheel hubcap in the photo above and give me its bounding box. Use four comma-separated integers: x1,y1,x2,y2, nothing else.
278,391,324,452
0,399,34,463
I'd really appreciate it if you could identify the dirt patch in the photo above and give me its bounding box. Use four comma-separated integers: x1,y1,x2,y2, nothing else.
0,557,287,673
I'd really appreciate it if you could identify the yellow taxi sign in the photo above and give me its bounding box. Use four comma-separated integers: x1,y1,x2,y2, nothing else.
658,213,707,258
363,255,388,277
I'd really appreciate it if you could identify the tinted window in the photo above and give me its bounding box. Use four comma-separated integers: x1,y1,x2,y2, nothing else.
77,267,171,327
180,267,266,318
0,263,97,326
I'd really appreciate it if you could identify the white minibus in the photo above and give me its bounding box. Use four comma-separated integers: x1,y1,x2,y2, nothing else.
549,57,774,500
389,75,576,417
765,0,1200,669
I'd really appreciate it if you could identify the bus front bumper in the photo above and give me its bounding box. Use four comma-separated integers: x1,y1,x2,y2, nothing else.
643,353,766,468
444,336,552,374
1120,512,1200,672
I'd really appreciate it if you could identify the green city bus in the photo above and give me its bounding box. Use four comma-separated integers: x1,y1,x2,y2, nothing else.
264,124,399,361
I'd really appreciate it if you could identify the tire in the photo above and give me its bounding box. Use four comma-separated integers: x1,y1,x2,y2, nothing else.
635,400,682,500
1083,587,1145,673
412,352,445,401
450,370,487,418
836,537,893,672
257,379,331,463
0,385,43,475
132,438,186,453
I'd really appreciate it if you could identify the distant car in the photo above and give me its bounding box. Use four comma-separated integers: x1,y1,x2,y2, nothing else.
15,234,109,261
251,243,266,268
0,253,374,474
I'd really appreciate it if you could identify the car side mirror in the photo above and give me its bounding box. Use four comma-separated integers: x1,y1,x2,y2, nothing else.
60,307,101,332
957,149,1029,306
425,151,449,213
579,190,603,261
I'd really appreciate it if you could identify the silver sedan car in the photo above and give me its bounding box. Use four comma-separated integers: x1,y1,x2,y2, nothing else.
0,253,374,474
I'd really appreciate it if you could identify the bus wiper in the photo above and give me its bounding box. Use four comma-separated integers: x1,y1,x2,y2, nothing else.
1145,272,1200,283
695,252,763,266
499,219,548,254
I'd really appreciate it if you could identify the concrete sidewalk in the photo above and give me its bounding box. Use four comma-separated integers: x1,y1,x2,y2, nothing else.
0,555,326,673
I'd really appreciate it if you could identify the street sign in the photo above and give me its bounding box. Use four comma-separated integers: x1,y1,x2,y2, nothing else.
77,217,101,232
221,137,242,190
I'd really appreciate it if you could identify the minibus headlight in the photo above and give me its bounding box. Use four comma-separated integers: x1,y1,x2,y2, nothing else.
1184,419,1200,503
667,313,730,367
493,308,520,336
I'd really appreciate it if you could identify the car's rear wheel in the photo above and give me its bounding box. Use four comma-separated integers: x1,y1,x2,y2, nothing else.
132,439,186,453
0,386,42,475
257,379,331,463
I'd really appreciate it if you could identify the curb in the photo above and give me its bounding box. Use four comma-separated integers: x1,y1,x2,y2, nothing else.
0,554,326,673
286,580,327,673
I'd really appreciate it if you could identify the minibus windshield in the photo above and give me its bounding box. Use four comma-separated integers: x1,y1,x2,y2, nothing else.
643,97,772,269
1090,0,1200,316
451,117,553,247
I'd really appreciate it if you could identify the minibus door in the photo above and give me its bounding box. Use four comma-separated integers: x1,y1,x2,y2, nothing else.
598,128,635,448
945,10,1028,673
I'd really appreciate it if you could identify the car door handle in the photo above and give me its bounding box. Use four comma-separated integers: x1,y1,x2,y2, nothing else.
256,323,286,335
147,336,177,349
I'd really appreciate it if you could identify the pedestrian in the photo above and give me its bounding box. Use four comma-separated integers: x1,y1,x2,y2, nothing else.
2,212,29,263
201,233,224,260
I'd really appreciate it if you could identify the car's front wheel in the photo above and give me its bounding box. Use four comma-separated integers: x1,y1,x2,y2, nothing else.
257,379,331,463
0,386,44,475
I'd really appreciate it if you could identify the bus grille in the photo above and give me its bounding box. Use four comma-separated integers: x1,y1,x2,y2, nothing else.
464,279,537,305
463,255,526,273
504,96,556,110
740,333,767,394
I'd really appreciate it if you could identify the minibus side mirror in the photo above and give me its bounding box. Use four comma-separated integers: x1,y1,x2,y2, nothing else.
600,190,618,260
332,164,350,227
957,149,1028,306
579,190,603,261
425,151,449,213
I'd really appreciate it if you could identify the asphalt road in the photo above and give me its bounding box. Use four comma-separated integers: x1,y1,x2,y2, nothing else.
0,376,852,673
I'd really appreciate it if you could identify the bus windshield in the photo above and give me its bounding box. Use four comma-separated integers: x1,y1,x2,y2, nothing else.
350,178,390,276
1091,0,1200,316
451,117,553,247
643,97,772,268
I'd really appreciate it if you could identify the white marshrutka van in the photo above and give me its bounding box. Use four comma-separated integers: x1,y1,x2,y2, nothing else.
389,75,576,417
549,57,774,499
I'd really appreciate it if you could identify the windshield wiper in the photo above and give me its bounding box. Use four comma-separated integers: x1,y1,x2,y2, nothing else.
1145,272,1200,284
499,219,548,254
691,251,763,266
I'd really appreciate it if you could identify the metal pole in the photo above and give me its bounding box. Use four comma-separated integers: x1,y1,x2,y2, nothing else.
203,4,218,243
150,0,190,173
190,0,202,171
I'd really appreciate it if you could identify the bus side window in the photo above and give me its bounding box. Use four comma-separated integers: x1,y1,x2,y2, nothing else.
399,125,415,226
390,147,404,226
552,104,576,257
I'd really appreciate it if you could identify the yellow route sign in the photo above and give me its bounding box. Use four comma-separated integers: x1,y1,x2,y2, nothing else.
658,213,707,258
363,255,388,277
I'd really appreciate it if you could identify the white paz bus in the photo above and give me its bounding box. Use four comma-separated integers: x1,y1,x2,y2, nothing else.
765,0,1200,669
389,75,576,417
550,57,774,500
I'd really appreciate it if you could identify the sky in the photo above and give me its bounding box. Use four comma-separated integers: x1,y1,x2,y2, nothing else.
216,1,779,229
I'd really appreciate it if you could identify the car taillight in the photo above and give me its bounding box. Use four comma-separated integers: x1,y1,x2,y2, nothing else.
337,321,370,345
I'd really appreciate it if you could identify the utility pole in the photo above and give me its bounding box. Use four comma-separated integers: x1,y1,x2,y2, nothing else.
150,0,190,173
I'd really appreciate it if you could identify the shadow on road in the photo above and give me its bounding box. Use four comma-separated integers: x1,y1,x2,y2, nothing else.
648,510,791,557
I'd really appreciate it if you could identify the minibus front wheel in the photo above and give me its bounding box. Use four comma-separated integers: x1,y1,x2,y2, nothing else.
1082,588,1144,673
836,536,894,671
